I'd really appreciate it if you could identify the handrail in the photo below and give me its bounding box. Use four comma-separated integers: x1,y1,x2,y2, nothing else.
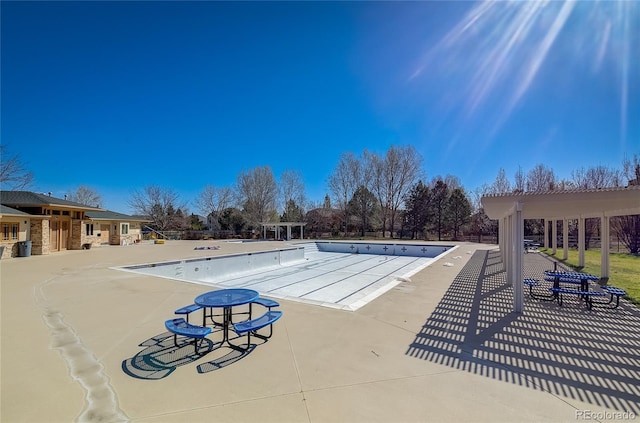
143,225,168,239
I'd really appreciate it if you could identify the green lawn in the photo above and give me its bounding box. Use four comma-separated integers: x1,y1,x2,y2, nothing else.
540,248,640,307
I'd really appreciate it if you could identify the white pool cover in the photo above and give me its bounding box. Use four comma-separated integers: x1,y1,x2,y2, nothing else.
117,242,455,311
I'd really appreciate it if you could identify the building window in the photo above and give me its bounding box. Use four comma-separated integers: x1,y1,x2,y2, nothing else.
121,223,129,235
86,223,94,236
2,223,19,241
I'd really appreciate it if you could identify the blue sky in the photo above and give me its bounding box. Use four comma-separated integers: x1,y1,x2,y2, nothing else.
2,1,638,214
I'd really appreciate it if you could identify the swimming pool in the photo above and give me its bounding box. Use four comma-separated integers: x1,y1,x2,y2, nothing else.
116,241,456,310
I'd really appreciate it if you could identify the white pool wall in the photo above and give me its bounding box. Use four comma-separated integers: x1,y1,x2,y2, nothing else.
315,241,452,257
118,241,454,289
119,246,306,284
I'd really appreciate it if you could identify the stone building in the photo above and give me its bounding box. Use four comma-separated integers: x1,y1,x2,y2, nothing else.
0,191,147,258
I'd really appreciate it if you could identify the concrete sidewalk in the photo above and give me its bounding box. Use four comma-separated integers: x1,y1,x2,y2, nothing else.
1,240,638,422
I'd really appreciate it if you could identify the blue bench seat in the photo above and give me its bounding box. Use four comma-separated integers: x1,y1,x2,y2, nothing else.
165,318,212,354
548,287,606,309
544,276,581,284
598,286,627,308
174,304,204,323
231,311,283,350
524,278,555,301
252,297,280,309
523,278,539,287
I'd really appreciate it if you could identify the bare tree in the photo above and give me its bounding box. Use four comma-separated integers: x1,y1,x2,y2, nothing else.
368,151,387,235
611,215,640,255
489,168,511,194
194,184,233,229
237,166,278,227
569,164,621,250
555,179,576,190
443,174,462,190
67,185,102,207
328,152,361,235
622,154,640,186
612,154,640,255
572,165,621,189
526,164,556,191
348,185,378,237
370,146,422,238
128,186,186,231
513,166,525,193
0,146,34,190
280,169,306,220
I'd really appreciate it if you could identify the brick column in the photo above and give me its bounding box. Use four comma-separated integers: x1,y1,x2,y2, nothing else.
30,219,50,255
71,220,82,250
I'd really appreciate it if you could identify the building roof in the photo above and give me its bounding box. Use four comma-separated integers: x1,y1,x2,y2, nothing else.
482,185,640,220
85,210,151,222
0,204,32,216
0,191,103,211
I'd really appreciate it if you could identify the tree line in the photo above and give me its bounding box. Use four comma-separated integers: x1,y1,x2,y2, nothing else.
1,144,638,253
477,158,640,254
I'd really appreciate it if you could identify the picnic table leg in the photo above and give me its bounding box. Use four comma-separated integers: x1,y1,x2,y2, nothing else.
223,307,231,342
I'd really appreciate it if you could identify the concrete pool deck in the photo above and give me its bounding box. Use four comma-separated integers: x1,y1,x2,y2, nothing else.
1,240,639,422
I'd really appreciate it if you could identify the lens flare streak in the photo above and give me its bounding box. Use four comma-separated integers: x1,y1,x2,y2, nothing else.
410,0,637,143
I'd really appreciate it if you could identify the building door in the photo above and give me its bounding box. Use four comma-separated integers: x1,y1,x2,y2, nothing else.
61,221,69,250
100,224,110,244
50,221,59,251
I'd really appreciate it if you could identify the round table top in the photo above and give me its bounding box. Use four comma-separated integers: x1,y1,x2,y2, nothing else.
195,288,259,307
544,270,599,280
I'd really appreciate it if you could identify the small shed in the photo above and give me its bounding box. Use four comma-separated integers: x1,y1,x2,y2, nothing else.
84,210,150,246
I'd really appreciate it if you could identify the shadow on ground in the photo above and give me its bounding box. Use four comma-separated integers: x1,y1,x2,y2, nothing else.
407,249,640,415
122,330,257,380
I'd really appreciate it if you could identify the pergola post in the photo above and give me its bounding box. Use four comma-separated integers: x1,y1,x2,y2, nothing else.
543,219,549,249
578,217,585,267
512,202,524,313
552,219,558,255
498,218,504,262
601,214,610,279
562,219,569,260
504,214,515,286
261,222,307,241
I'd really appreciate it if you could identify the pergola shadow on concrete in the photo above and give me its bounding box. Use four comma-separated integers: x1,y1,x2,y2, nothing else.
482,186,640,312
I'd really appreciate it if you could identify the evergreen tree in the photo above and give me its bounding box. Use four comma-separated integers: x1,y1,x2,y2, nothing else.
446,188,472,240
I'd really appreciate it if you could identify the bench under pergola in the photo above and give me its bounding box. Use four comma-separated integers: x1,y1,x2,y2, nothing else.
482,185,640,313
